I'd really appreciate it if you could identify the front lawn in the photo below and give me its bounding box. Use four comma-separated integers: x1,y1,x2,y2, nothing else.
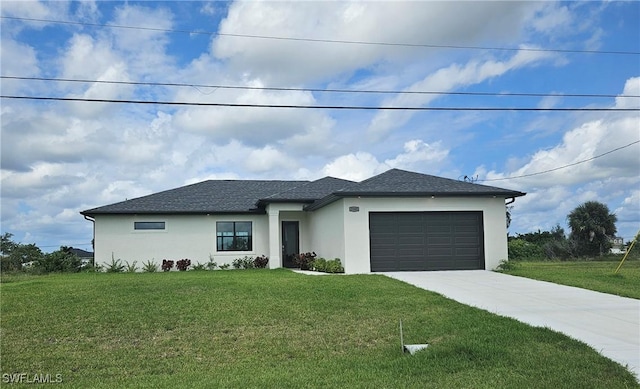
499,259,640,299
1,270,637,388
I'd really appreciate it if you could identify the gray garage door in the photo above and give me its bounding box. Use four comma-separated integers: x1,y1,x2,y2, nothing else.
370,212,485,271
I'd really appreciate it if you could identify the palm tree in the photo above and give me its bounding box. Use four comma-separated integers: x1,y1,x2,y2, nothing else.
567,201,617,256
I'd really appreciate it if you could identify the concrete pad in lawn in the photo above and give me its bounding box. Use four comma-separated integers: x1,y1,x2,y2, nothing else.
384,270,640,379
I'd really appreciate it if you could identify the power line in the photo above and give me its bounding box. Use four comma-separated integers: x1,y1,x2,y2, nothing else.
2,15,639,56
3,75,638,99
2,95,638,111
479,140,640,182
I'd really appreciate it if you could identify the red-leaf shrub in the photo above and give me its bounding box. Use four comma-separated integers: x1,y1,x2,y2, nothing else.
161,259,174,272
253,255,269,269
176,259,191,271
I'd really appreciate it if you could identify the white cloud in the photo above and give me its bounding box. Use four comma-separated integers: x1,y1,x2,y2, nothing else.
322,152,385,181
244,145,298,173
385,140,449,171
616,77,640,109
482,115,640,190
0,38,39,83
321,140,449,181
172,84,334,147
367,47,555,139
213,1,544,84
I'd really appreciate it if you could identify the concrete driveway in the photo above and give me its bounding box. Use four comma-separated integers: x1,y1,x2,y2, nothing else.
384,270,640,379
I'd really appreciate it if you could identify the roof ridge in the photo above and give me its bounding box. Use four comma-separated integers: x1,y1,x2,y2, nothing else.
261,180,313,199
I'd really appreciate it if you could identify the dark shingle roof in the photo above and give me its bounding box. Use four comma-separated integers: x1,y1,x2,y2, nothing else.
344,169,523,196
81,169,525,216
81,180,307,216
305,169,525,210
259,177,357,203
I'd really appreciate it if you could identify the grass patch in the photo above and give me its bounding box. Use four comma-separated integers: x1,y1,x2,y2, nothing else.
1,270,637,388
499,260,640,299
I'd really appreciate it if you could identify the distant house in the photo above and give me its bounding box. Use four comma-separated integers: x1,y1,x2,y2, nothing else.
609,237,625,254
69,248,94,266
80,169,525,274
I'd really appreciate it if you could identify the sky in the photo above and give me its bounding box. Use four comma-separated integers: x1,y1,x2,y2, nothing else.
1,0,639,252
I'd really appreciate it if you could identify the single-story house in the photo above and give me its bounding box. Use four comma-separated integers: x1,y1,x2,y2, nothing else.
80,168,525,274
69,247,95,268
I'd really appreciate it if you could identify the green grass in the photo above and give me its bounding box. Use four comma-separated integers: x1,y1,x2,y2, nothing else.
499,259,640,299
1,270,637,388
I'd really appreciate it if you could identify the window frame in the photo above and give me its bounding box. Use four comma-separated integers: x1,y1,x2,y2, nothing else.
134,221,166,231
216,221,253,252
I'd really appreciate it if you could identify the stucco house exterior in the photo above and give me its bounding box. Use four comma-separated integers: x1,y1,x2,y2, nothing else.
80,169,525,274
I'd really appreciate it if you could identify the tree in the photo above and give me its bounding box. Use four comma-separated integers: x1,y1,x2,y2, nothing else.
567,201,617,256
1,233,44,271
36,246,82,273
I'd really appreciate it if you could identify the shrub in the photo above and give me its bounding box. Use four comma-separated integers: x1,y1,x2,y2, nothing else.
325,258,344,273
106,257,125,273
496,259,517,271
508,239,545,260
81,261,103,273
232,256,254,269
176,259,191,271
161,259,174,272
206,257,217,270
142,260,158,273
125,260,138,273
253,255,269,269
218,263,230,270
313,258,327,271
35,247,82,273
192,263,207,271
313,257,344,273
543,239,579,260
294,252,316,270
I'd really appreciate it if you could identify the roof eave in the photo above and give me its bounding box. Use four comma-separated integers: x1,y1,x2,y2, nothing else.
79,209,267,217
255,198,316,207
304,191,526,211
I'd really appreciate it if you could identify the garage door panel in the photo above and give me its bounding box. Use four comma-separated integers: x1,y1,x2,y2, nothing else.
427,236,452,245
398,235,425,244
427,247,453,256
399,247,425,256
370,211,484,272
455,237,480,245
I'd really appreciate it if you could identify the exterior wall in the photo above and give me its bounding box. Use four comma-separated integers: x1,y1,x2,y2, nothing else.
92,196,510,274
308,199,346,267
93,214,269,268
265,203,305,269
337,196,509,273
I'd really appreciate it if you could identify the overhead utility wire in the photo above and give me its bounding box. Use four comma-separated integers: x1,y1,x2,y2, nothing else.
1,95,638,111
2,16,639,56
479,140,640,182
3,76,638,99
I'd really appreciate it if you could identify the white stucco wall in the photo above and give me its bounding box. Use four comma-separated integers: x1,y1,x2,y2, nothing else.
92,196,510,274
308,199,346,265
93,214,269,268
333,196,510,274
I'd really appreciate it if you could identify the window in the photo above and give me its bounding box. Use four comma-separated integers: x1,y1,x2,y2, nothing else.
134,221,165,230
217,222,252,251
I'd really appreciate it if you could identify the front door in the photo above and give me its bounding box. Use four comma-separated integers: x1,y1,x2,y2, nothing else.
282,221,299,268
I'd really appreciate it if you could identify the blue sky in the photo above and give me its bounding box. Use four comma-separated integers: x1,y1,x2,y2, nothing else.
1,1,639,252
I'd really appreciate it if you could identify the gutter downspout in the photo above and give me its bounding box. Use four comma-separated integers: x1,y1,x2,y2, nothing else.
505,197,516,205
83,215,95,266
